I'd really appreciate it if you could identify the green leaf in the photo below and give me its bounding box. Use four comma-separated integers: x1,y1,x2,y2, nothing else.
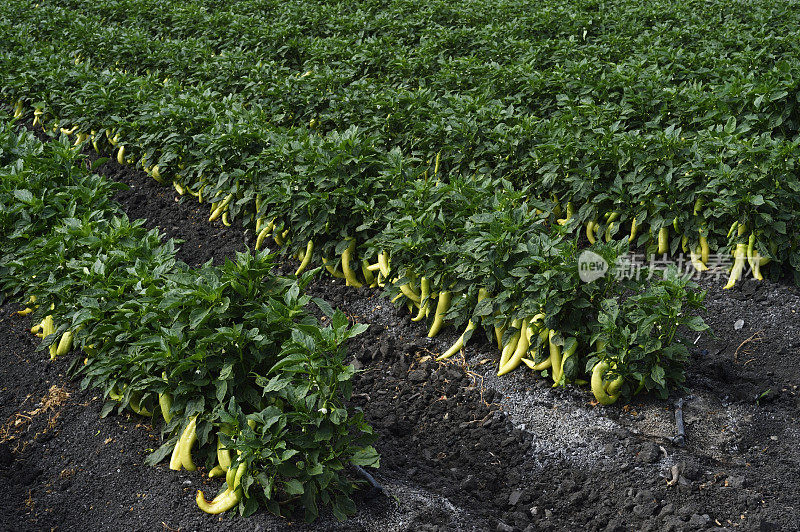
242,495,259,517
349,322,369,338
262,375,290,393
281,449,299,461
13,189,33,203
189,306,212,329
99,400,117,418
650,365,666,388
313,297,336,318
219,361,234,381
337,364,356,382
302,483,319,523
215,379,228,404
185,396,205,417
350,446,380,467
473,298,493,317
284,478,305,495
144,439,176,466
684,315,708,331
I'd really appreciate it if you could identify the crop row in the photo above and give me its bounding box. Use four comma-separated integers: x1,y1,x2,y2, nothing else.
2,0,798,278
0,0,729,403
0,121,379,520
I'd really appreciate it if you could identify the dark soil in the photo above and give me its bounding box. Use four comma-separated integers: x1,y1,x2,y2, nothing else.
2,137,798,531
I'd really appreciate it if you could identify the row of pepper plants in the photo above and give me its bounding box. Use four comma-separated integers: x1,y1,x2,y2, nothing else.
13,0,799,283
0,120,380,521
15,0,800,401
4,0,799,281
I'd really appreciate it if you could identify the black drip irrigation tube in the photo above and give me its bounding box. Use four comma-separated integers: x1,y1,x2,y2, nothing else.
354,465,388,499
672,396,692,446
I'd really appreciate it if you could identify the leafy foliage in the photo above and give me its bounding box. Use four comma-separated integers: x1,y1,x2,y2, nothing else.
589,268,709,398
0,123,377,521
0,0,729,404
